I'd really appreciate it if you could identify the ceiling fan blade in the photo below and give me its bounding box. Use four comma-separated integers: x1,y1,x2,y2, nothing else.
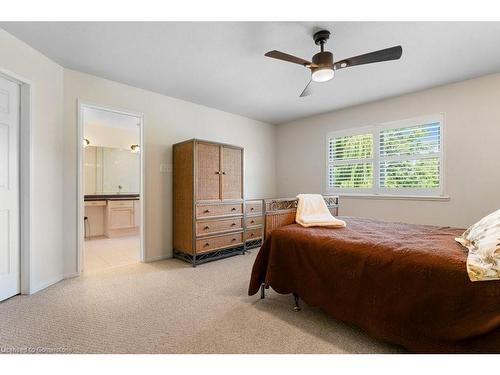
299,80,313,97
334,46,402,70
265,50,314,67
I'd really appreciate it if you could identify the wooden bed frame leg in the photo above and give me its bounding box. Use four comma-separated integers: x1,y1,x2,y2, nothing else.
260,284,265,299
293,293,301,312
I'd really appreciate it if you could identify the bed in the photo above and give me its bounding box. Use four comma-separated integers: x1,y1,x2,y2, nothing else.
248,216,500,353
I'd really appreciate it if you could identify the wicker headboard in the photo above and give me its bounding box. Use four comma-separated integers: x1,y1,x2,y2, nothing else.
263,195,339,238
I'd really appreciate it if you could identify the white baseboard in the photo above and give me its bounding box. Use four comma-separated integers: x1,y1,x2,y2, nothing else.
63,272,80,279
144,254,171,263
28,274,64,295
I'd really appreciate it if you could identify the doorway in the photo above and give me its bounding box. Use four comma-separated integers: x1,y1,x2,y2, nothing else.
77,102,145,273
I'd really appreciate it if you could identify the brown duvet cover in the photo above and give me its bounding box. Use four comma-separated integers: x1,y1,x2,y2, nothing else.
248,217,500,353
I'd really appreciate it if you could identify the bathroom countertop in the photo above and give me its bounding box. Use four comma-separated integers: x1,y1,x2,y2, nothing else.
84,194,140,201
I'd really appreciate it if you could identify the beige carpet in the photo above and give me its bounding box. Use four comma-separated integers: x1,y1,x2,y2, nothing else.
0,249,404,354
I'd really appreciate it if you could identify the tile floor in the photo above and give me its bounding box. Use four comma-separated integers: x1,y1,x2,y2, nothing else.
83,235,140,272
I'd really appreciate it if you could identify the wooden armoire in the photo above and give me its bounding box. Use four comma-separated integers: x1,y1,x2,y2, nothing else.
173,139,258,266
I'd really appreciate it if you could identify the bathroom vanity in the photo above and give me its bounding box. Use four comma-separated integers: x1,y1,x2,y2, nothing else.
84,194,140,238
83,144,141,239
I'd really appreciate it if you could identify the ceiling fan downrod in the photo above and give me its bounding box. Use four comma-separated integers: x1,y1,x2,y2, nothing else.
313,29,331,52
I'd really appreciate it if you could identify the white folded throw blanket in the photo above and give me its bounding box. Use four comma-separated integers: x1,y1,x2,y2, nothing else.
295,194,346,228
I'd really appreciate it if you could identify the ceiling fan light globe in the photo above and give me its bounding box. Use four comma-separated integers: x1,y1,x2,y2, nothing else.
311,68,334,83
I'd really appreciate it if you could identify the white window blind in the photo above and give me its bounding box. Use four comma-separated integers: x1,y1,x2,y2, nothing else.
379,122,440,189
326,115,443,196
328,133,373,189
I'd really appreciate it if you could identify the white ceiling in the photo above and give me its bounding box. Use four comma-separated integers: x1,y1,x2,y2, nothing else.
2,22,500,124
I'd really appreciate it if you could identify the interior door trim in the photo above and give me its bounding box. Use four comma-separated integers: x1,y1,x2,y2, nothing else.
77,101,146,273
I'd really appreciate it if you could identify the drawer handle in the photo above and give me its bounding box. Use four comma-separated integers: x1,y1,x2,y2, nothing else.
231,223,236,226
231,238,236,242
215,171,221,175
251,220,255,224
204,242,210,247
250,207,254,211
250,233,254,237
204,226,210,230
222,171,226,175
204,209,210,213
231,207,236,211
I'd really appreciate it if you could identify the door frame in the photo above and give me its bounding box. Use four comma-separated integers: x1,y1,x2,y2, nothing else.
77,100,146,273
0,67,33,295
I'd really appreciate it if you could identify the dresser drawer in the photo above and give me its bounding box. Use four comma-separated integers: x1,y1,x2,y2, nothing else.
196,203,243,218
196,218,243,236
85,200,107,207
246,201,263,215
108,200,134,208
245,228,263,241
196,232,243,253
246,216,263,228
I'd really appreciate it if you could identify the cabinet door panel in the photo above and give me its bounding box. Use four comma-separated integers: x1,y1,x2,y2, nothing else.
196,143,220,201
110,208,134,229
221,146,242,200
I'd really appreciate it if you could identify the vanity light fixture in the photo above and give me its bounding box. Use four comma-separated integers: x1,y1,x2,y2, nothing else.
83,138,90,148
130,144,140,153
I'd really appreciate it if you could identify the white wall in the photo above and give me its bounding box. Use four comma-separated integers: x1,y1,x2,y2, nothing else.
63,69,276,273
0,29,64,292
276,73,500,228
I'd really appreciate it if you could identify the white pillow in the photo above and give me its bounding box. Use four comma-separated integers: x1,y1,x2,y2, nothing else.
455,209,500,281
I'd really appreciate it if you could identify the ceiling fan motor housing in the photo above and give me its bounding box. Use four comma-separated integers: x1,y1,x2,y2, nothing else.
312,51,333,68
311,51,334,82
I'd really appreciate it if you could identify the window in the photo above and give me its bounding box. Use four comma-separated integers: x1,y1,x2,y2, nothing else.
328,132,374,190
326,115,443,197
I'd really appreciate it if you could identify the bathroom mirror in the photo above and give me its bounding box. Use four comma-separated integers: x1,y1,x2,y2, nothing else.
84,146,140,195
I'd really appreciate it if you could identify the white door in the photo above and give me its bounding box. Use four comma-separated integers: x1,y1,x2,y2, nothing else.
0,76,20,301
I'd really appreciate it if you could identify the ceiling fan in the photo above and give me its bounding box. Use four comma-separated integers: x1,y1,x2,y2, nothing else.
265,29,403,97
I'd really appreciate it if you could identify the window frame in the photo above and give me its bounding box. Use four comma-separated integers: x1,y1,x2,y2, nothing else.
325,114,445,198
